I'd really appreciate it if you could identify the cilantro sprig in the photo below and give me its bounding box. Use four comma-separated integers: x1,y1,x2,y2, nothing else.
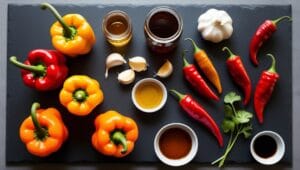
212,92,253,167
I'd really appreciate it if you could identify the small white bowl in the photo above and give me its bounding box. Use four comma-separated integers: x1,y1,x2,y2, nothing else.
154,123,198,167
250,130,285,165
131,78,167,113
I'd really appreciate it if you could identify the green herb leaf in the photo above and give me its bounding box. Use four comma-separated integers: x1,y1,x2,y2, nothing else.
221,119,235,133
224,104,234,118
224,92,241,105
241,124,252,138
233,110,253,124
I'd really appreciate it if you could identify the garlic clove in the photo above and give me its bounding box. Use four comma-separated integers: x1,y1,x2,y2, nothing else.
105,53,127,78
128,56,148,72
117,69,135,85
155,60,173,78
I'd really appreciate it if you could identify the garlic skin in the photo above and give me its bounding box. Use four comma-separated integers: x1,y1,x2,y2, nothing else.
117,69,135,85
105,53,127,78
128,56,148,72
197,8,233,43
155,60,173,78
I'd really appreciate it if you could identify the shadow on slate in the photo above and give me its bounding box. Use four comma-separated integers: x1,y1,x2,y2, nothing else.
6,4,292,165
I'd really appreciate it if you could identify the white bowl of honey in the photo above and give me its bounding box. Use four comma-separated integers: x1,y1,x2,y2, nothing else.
154,123,198,167
131,78,167,113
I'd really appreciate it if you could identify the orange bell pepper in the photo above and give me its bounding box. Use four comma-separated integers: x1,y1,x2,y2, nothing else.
186,38,222,94
59,75,104,116
19,102,68,157
41,3,96,57
92,110,139,158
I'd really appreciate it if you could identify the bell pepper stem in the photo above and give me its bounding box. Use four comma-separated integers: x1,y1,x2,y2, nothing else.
9,56,45,74
111,131,128,154
41,3,76,39
31,102,48,140
266,54,277,73
185,38,201,53
73,89,87,102
272,16,292,25
169,89,185,101
222,47,235,59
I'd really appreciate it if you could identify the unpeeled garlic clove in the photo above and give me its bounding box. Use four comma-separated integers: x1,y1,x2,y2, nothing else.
155,59,173,78
128,56,148,72
117,69,135,85
105,53,127,78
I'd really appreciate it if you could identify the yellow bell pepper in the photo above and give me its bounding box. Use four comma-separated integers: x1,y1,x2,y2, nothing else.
59,75,104,116
41,3,96,57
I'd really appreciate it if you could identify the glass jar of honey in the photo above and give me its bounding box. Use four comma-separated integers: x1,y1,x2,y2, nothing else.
144,6,183,54
102,10,132,47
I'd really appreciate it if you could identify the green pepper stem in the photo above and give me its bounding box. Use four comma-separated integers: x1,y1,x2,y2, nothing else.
111,131,128,154
40,3,76,38
73,89,87,102
272,16,292,25
9,56,45,74
266,54,277,73
185,38,201,53
182,50,190,67
169,89,185,101
222,47,235,59
31,102,48,140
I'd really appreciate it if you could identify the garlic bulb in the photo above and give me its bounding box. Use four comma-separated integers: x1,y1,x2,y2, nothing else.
197,8,233,43
105,53,126,78
117,69,135,85
128,56,148,72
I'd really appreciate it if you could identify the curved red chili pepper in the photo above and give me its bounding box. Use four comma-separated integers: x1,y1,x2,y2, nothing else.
249,16,291,66
182,53,219,101
254,54,279,124
170,89,223,147
223,47,252,105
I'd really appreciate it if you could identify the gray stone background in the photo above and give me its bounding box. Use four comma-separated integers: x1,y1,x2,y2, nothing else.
0,0,299,169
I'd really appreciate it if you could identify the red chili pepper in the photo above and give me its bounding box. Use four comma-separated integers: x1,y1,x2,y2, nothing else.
223,47,252,105
254,54,279,124
9,49,68,91
182,52,219,101
249,16,291,66
170,89,223,147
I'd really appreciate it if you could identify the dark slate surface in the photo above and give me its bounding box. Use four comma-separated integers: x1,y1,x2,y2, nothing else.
6,4,291,164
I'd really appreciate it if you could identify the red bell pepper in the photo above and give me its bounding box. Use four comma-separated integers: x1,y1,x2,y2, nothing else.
170,89,223,147
10,49,68,91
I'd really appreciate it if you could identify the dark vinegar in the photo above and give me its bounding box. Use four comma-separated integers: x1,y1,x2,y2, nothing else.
149,11,179,38
254,135,277,158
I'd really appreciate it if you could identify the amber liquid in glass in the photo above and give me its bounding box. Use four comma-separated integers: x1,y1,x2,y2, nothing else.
103,11,132,47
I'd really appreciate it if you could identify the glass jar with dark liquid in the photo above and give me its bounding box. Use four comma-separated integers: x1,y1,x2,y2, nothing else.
144,6,183,54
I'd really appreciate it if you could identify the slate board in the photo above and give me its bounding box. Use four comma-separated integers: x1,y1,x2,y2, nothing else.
6,4,292,165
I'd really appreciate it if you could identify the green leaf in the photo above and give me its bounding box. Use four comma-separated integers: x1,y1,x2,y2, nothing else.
224,92,241,105
224,104,233,118
233,110,253,124
222,119,235,133
241,124,252,138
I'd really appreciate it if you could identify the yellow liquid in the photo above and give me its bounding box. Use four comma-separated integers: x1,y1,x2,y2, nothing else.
135,82,163,109
104,14,132,47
